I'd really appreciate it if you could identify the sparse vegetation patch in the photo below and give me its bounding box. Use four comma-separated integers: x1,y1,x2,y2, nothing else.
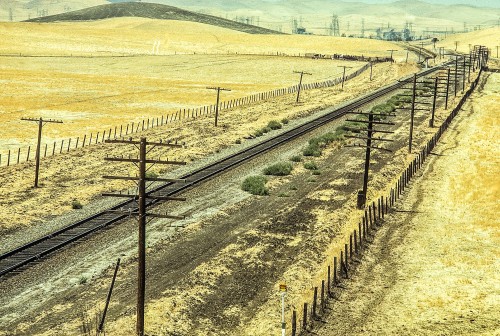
263,162,293,176
241,176,269,196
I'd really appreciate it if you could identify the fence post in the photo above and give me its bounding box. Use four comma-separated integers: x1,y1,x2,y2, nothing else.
292,310,297,336
17,148,20,164
67,138,71,152
52,142,56,155
7,150,10,166
313,287,318,319
75,137,79,149
60,140,64,153
27,146,30,161
303,303,308,330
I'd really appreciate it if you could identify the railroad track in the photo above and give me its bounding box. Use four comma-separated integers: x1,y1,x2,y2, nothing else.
0,65,445,278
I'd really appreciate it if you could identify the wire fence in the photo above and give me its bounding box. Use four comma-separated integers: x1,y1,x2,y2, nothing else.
0,63,371,168
288,66,483,336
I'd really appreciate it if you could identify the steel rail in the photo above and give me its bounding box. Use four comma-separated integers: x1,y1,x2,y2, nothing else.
0,64,445,278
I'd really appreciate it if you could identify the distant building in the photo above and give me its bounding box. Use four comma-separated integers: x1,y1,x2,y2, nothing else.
376,27,413,41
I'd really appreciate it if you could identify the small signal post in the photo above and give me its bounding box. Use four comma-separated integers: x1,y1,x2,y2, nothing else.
280,283,287,336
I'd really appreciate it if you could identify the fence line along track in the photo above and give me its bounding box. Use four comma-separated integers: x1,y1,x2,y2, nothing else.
0,64,445,279
0,62,371,168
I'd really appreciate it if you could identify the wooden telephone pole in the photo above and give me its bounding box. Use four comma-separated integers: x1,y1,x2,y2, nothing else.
395,74,435,153
207,87,231,127
341,66,353,89
103,137,187,336
387,49,398,62
293,70,312,103
21,117,63,187
344,111,395,208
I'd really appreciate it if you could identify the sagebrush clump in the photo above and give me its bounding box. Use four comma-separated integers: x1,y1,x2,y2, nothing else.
241,176,269,195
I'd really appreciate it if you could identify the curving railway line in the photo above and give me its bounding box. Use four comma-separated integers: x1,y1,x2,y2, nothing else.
0,64,447,279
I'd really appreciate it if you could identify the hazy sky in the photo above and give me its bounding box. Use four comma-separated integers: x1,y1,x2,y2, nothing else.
337,0,500,7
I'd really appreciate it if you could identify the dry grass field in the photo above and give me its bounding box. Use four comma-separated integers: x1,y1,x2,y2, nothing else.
318,72,500,336
437,27,500,55
0,18,406,152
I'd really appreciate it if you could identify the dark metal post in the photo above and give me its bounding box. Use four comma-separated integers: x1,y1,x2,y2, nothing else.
445,68,451,109
369,62,373,81
409,74,416,153
98,258,121,333
430,76,438,127
341,66,347,89
34,118,43,187
361,113,374,202
215,88,221,127
454,57,458,96
296,72,304,103
137,137,146,336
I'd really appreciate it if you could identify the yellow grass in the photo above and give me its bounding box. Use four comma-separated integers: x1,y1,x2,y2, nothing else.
0,18,405,152
0,18,405,57
437,27,500,55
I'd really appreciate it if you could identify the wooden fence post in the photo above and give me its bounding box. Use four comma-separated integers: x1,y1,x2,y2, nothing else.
313,287,318,319
302,302,308,331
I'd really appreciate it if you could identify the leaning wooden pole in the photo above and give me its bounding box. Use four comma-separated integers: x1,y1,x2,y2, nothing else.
137,137,147,336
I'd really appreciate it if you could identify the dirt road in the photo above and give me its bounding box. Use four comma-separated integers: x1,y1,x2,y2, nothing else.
317,73,499,336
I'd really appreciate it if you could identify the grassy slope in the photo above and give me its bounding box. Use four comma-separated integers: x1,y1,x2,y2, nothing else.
24,2,281,35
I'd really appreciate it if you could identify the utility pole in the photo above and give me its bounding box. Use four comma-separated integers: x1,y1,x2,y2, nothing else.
344,111,395,208
207,87,231,127
387,49,397,62
395,74,435,153
103,137,187,336
21,117,63,187
341,66,353,89
454,41,459,51
430,76,438,127
361,18,365,37
293,71,312,103
369,62,373,81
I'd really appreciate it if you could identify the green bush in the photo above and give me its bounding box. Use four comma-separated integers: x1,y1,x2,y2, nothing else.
241,176,269,195
303,144,322,157
235,139,242,144
254,129,264,137
278,192,290,197
263,162,293,176
267,120,282,130
72,199,83,209
281,118,289,125
312,170,321,175
290,155,302,162
262,126,272,134
79,276,87,285
304,161,318,170
145,171,158,179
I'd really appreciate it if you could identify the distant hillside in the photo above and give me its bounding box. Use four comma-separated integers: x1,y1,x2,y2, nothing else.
146,0,500,35
24,2,282,35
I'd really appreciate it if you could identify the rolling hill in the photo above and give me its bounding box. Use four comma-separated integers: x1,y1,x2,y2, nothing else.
25,2,282,35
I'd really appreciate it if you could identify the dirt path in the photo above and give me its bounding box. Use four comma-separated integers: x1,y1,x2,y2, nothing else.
317,73,499,336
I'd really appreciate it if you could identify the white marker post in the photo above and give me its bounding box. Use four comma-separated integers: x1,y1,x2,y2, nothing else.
279,283,287,336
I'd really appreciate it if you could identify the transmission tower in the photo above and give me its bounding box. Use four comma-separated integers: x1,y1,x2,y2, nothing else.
291,18,298,34
361,18,365,37
9,8,13,21
331,14,340,36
